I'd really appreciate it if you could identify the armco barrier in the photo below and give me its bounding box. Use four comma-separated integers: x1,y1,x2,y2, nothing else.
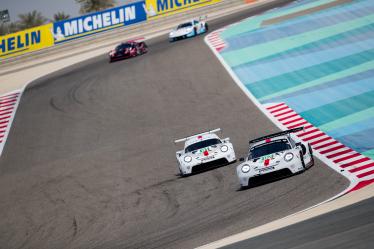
1,0,246,68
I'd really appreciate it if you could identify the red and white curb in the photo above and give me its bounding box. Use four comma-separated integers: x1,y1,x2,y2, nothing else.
265,103,374,193
204,28,372,194
0,90,22,157
206,28,227,52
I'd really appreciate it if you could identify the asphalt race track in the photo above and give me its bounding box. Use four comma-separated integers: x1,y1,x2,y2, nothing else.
222,197,374,249
0,1,349,248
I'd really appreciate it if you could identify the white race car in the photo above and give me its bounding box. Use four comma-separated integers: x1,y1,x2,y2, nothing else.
169,19,208,42
237,127,314,188
175,128,236,176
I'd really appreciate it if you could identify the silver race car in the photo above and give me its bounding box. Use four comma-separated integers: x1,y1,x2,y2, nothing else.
169,19,208,42
175,128,236,176
237,127,314,188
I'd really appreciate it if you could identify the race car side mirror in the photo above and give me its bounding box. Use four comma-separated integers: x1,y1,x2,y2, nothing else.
222,137,230,143
239,157,245,162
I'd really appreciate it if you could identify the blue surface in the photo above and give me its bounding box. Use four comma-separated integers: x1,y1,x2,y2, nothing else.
219,0,374,158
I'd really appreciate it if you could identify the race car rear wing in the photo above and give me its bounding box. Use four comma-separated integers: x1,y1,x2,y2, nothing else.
198,15,208,21
249,127,304,144
174,128,221,144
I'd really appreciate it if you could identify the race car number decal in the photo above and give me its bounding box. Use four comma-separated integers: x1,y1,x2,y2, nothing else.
199,147,212,157
260,154,275,162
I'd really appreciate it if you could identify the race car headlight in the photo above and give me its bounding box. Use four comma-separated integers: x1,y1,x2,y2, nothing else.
220,145,228,152
184,156,192,163
284,152,294,162
241,165,250,173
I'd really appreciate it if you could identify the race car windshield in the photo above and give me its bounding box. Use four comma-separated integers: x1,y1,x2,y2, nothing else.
177,23,192,29
250,139,291,159
185,139,221,153
116,44,131,51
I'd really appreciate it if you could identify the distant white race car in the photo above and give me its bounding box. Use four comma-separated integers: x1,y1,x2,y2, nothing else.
175,128,236,176
169,19,208,42
237,127,314,188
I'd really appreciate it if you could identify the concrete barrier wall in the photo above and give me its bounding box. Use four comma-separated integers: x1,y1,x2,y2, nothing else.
0,23,55,59
1,0,239,60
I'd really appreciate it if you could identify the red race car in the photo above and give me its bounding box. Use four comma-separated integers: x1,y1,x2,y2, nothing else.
109,41,148,62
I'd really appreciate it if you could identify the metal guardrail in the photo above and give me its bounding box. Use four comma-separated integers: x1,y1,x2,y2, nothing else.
1,0,244,68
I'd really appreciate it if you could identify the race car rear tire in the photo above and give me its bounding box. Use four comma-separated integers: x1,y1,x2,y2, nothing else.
194,27,197,36
205,23,209,32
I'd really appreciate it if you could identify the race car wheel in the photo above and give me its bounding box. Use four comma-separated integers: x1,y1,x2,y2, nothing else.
308,144,315,168
136,48,141,56
179,168,189,177
194,27,197,36
300,151,306,170
205,23,209,31
308,143,313,156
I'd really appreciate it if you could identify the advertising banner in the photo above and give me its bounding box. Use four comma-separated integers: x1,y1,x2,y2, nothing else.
144,0,222,19
0,23,54,59
52,1,147,44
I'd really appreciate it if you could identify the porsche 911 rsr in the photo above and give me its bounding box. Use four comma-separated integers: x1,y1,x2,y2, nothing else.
237,127,314,188
175,128,236,176
169,19,208,42
109,41,147,62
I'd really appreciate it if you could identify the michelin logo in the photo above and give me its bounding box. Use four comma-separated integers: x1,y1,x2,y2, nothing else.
53,2,146,42
144,0,208,18
0,30,40,54
143,3,156,17
50,27,65,41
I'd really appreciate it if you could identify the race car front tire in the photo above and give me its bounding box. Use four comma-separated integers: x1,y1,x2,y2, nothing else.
300,151,306,170
308,144,314,168
179,167,190,177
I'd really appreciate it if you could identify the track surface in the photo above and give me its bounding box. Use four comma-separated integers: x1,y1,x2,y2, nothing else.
0,2,348,249
222,197,374,249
